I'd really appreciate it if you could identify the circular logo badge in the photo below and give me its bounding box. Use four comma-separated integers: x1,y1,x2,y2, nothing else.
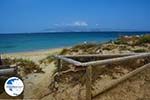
4,77,24,96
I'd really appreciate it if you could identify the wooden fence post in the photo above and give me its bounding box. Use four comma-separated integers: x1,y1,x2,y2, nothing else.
86,66,92,100
57,59,61,75
0,56,2,65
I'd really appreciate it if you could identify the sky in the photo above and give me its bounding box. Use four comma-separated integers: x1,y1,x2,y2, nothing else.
0,0,150,33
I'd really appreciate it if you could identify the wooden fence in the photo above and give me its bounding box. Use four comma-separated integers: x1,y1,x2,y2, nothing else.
0,56,18,78
53,53,150,100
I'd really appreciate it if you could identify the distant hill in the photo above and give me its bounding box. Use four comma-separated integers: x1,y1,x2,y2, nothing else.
43,26,102,32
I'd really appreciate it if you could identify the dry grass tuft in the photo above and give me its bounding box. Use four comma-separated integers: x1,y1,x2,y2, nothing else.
3,58,44,75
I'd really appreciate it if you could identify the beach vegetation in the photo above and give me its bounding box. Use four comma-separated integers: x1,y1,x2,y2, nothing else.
102,44,117,50
118,45,130,51
114,39,128,45
39,55,55,65
70,43,98,54
59,48,70,55
54,43,99,55
72,43,97,50
3,58,43,75
132,49,147,53
139,34,150,44
114,34,150,46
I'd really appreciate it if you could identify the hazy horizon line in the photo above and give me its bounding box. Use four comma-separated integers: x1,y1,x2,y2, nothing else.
0,31,150,34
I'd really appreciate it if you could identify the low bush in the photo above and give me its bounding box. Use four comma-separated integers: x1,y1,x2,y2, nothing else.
133,49,147,53
39,55,55,65
3,58,44,75
114,39,128,45
139,34,150,44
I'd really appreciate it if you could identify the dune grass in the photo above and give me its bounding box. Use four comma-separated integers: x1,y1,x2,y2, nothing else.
3,58,44,75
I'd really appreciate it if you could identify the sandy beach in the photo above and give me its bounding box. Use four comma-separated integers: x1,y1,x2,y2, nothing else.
2,48,63,62
0,48,63,99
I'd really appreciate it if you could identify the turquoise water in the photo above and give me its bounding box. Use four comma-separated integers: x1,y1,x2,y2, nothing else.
0,32,148,53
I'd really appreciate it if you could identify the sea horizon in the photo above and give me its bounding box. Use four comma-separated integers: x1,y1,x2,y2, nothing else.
0,32,149,53
0,31,150,34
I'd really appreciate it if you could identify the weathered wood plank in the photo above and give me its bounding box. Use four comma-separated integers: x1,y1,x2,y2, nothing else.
53,53,150,67
53,55,82,66
82,53,150,66
0,67,17,76
86,66,92,100
63,53,138,58
57,59,61,75
92,62,150,98
0,56,2,65
0,65,10,69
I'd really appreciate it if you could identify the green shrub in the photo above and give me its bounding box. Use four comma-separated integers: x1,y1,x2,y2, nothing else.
139,34,150,44
59,48,70,55
102,47,112,50
133,49,147,53
114,39,128,45
3,58,44,75
39,55,54,64
102,44,117,51
72,43,97,50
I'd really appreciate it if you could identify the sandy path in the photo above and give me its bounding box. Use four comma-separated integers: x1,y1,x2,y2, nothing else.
23,62,56,99
0,48,62,99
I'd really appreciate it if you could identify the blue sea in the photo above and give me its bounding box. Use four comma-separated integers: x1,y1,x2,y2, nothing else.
0,32,148,53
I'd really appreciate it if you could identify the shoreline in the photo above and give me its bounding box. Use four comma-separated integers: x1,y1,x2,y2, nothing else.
0,32,147,55
1,47,67,62
1,46,70,55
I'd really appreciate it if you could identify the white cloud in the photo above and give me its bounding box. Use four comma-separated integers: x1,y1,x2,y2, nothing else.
73,21,88,26
96,24,99,26
53,21,88,27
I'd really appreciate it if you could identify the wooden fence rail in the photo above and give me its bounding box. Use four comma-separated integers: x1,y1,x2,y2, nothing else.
0,56,18,77
92,62,150,98
63,53,142,58
53,53,150,100
0,67,17,76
